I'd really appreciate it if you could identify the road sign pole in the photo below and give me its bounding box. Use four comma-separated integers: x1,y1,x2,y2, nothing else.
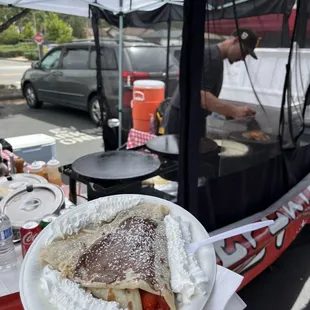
34,33,44,60
38,44,43,60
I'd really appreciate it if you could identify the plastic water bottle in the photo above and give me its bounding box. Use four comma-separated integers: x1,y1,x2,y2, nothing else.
0,212,17,271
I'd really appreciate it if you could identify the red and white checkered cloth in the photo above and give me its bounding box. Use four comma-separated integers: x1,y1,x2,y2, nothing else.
2,150,18,171
126,129,156,149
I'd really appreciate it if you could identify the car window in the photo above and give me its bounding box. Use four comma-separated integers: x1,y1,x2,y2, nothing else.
62,48,89,69
90,48,117,70
40,49,61,71
173,50,181,62
126,46,179,72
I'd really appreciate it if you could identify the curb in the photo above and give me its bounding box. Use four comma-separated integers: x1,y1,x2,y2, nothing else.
6,57,31,63
0,89,23,101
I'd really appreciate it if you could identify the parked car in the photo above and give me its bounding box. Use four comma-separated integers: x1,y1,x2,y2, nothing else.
169,45,181,62
21,39,179,134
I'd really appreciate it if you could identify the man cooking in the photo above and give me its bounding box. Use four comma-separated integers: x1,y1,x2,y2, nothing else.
163,28,259,135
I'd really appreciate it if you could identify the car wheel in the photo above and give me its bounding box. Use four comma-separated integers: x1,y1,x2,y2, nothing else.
89,95,105,125
24,83,43,109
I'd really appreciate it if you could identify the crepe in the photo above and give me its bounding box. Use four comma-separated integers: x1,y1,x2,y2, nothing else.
40,203,175,310
40,230,99,279
242,130,270,141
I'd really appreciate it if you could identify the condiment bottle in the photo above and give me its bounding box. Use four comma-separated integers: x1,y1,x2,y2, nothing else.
0,144,8,177
14,157,25,174
47,158,62,186
37,161,48,180
29,161,43,177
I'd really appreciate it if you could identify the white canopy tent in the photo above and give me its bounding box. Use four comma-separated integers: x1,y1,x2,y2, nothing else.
0,0,239,15
0,0,184,16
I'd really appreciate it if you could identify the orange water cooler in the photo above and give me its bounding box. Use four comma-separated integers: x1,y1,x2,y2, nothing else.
131,80,165,132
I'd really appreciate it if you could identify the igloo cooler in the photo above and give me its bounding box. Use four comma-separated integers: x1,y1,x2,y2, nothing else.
6,134,56,163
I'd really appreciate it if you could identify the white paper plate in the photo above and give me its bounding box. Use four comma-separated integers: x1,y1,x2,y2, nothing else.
19,194,216,310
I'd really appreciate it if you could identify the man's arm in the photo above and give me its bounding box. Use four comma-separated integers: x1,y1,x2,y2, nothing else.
201,91,256,119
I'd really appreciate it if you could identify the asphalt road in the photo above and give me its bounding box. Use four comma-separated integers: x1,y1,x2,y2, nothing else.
0,59,30,86
0,99,103,165
0,99,310,310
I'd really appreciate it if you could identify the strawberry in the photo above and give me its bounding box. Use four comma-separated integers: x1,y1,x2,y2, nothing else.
158,296,170,310
140,290,159,310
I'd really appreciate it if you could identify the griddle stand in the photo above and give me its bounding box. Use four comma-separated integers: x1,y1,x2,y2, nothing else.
63,159,179,204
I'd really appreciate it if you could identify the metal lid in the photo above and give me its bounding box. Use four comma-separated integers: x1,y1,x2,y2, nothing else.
0,184,65,228
0,174,48,198
133,80,165,89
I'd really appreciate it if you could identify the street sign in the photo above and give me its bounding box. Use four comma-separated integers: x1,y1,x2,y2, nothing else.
34,33,44,44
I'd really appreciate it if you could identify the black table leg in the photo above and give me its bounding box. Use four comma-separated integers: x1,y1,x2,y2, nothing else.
69,177,77,205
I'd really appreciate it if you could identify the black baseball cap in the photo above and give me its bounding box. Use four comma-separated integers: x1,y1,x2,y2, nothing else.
232,28,259,59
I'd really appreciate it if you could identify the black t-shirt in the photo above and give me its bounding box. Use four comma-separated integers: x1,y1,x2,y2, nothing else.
163,44,223,134
171,44,223,110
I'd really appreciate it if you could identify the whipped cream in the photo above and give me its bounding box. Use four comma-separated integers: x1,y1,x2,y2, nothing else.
41,266,124,310
164,215,208,305
46,196,142,242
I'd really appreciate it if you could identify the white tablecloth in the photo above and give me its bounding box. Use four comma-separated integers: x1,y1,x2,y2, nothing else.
0,246,246,310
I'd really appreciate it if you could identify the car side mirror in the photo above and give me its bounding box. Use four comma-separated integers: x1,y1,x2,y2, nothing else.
31,61,40,69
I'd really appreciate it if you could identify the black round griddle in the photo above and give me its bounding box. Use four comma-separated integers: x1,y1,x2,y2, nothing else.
72,151,160,182
229,131,278,145
146,134,218,160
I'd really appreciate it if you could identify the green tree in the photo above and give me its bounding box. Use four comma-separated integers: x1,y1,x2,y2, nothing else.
59,15,87,39
0,7,30,35
0,25,21,44
46,13,72,44
22,22,34,39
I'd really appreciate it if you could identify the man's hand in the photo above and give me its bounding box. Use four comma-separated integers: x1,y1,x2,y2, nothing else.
232,106,256,119
201,92,257,119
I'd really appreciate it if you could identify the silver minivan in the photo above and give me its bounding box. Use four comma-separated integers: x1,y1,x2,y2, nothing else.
21,39,179,133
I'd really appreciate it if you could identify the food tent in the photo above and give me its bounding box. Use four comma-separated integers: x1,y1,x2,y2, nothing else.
1,0,309,226
0,0,297,145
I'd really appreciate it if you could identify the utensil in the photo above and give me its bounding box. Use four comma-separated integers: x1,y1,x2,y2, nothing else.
186,220,274,254
9,154,15,174
247,117,262,131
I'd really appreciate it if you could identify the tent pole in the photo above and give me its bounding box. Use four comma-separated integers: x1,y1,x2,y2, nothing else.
118,4,124,148
165,6,172,98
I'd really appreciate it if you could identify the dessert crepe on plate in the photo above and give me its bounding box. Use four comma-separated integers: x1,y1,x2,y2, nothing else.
40,203,175,310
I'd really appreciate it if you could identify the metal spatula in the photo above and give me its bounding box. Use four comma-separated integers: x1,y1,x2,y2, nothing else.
247,117,262,131
226,116,261,131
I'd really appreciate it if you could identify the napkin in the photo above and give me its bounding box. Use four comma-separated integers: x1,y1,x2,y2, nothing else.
204,265,246,310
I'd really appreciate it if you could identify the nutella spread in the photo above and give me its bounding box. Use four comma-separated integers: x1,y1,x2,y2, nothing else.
75,216,164,289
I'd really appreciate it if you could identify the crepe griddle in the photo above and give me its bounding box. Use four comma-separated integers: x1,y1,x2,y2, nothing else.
146,134,218,159
229,131,278,145
72,151,160,182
